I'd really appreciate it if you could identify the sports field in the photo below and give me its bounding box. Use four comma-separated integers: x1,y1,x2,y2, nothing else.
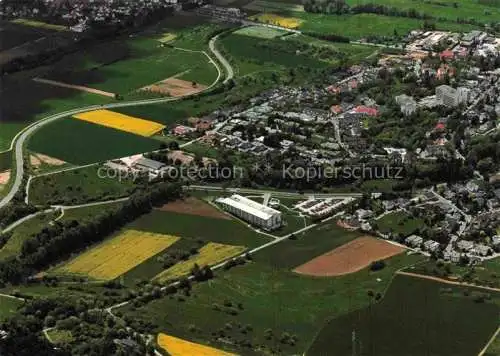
157,333,236,356
307,274,500,356
153,242,247,283
54,230,180,280
73,110,165,137
294,236,405,276
28,118,161,165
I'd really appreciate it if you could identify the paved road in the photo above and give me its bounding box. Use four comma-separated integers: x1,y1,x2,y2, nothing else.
0,34,234,210
209,33,233,84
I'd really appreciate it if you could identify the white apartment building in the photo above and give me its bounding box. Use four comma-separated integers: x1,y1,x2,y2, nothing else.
436,85,469,107
216,194,282,230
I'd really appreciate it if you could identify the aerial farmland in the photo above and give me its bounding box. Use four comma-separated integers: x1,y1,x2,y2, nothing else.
1,2,500,356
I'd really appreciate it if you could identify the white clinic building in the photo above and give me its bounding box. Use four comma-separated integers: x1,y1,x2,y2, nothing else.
216,194,282,230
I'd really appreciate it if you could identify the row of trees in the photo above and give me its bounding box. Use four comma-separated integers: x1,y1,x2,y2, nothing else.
0,182,182,285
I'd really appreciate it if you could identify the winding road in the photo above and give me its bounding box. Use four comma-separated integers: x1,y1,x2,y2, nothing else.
0,33,234,210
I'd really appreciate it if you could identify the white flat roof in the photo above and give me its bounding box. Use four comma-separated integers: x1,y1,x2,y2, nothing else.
218,194,281,220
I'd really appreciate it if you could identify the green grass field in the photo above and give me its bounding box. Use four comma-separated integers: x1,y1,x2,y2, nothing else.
11,18,68,31
44,31,219,95
254,221,362,269
484,332,500,356
46,329,74,345
307,274,500,356
60,201,125,222
296,13,478,39
346,0,500,25
128,210,270,248
0,150,11,172
0,92,111,152
29,165,135,206
0,295,23,321
376,211,424,237
219,33,329,77
233,25,287,39
120,237,202,286
0,211,58,261
28,118,161,165
119,236,422,355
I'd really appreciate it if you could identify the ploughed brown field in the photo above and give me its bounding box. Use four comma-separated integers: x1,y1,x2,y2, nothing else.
294,236,405,277
157,197,231,220
140,78,207,97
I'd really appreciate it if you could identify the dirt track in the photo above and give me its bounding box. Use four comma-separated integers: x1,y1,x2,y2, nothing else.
294,236,404,277
33,77,116,98
396,271,500,292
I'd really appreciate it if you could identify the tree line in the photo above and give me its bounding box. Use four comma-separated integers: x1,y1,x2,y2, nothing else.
302,0,489,27
0,182,183,285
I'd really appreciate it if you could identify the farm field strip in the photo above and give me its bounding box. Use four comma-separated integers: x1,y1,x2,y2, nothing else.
157,333,237,356
11,18,69,31
33,78,117,98
294,236,405,276
249,13,303,29
54,230,180,280
244,0,304,12
153,242,247,282
73,109,165,137
157,197,232,220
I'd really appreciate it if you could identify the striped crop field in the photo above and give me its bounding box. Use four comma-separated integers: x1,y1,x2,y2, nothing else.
54,230,179,280
157,333,236,356
153,242,246,283
73,109,165,136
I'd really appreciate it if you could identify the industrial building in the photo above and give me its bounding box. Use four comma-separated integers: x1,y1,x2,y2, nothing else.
216,194,282,230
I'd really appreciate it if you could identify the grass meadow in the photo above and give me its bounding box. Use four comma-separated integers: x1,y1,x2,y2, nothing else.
0,211,58,261
29,165,135,206
0,296,23,321
376,211,424,237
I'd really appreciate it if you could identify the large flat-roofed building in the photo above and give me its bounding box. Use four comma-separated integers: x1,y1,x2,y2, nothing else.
217,194,282,230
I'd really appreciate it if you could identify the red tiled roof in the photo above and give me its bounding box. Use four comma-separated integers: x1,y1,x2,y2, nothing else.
354,106,378,116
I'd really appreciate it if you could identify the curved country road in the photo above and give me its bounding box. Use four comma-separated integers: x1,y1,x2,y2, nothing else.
0,34,234,210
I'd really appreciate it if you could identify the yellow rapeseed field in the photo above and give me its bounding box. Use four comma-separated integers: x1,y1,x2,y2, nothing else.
250,13,303,29
56,230,179,280
73,109,165,136
157,333,237,356
153,242,246,283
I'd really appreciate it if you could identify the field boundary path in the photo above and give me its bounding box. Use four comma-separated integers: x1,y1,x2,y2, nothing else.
0,32,234,210
478,326,500,356
396,271,500,293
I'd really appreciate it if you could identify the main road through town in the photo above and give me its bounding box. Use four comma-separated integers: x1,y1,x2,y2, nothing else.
0,32,234,210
